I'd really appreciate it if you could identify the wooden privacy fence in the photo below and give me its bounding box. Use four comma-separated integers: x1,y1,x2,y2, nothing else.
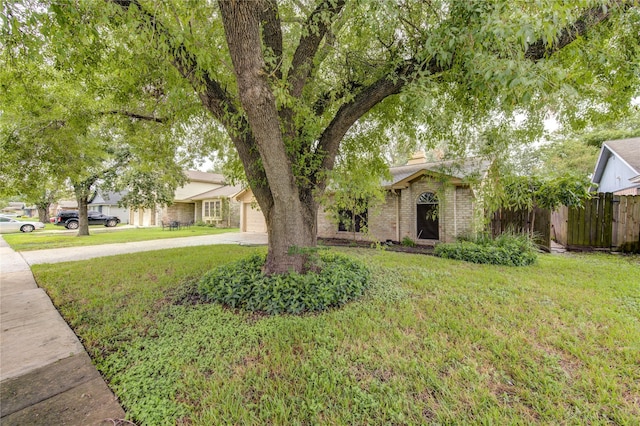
490,207,551,250
551,193,640,252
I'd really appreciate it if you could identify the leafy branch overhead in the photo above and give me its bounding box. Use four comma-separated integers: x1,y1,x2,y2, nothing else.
2,0,638,273
105,0,638,195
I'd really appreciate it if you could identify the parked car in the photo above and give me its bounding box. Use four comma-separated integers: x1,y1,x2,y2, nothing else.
53,210,120,229
0,216,45,233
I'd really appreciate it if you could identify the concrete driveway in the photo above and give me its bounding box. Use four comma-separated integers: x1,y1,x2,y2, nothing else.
20,232,268,265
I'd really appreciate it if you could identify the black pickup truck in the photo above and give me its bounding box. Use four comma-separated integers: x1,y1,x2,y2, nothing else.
54,210,120,230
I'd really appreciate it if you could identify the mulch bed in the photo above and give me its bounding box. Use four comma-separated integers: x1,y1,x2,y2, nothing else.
319,238,435,255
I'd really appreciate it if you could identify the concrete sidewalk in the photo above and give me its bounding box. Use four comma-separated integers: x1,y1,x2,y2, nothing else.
1,231,267,424
0,237,125,425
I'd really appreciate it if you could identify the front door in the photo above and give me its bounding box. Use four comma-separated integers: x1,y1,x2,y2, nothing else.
417,192,439,240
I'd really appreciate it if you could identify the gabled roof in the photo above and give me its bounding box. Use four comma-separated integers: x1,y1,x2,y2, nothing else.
185,170,226,184
191,184,244,201
592,137,640,184
89,190,128,205
233,158,490,200
57,200,78,209
384,158,491,189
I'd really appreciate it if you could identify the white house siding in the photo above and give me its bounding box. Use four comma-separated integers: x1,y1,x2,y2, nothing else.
598,155,639,193
88,205,130,224
174,182,223,201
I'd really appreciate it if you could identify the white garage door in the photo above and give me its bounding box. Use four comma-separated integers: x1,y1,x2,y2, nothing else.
244,203,267,233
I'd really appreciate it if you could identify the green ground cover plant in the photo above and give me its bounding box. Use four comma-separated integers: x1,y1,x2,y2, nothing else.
435,232,538,266
198,252,370,314
2,226,238,251
32,247,639,425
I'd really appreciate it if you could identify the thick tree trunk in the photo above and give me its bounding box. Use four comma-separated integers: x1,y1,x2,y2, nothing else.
37,205,49,224
219,1,322,275
76,195,90,236
263,196,318,274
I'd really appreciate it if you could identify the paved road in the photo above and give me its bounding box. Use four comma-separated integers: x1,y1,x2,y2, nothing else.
20,231,268,265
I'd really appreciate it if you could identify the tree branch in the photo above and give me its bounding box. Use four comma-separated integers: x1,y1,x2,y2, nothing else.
104,110,166,123
109,0,270,199
316,58,442,184
524,1,629,61
288,0,346,98
260,0,283,80
316,1,631,186
108,0,237,123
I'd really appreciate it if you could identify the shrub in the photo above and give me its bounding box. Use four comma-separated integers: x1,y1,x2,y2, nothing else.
434,233,537,266
198,252,370,314
401,236,416,247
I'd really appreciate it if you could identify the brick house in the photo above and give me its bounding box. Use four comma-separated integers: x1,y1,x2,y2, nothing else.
237,153,489,244
129,170,241,227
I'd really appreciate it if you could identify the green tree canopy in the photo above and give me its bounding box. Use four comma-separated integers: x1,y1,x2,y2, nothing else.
2,0,638,272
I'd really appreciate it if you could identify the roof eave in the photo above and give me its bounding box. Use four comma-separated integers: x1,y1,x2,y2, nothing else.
591,143,612,184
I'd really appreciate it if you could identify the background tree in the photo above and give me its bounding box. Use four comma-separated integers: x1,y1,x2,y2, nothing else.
484,170,593,239
1,13,194,235
534,137,601,178
3,0,639,273
320,146,390,241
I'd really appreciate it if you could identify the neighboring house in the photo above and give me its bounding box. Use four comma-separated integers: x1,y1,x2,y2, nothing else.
22,205,38,218
591,137,640,195
235,189,268,233
1,202,26,216
237,152,489,244
129,170,241,227
50,200,78,216
88,191,130,224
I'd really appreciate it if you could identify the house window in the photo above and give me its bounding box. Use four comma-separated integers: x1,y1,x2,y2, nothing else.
417,192,438,205
203,200,222,220
338,209,368,233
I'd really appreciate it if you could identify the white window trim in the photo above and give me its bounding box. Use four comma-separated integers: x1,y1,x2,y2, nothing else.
203,199,222,221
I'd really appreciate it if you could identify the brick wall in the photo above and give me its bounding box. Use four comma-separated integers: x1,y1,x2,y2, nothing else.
614,187,640,196
368,192,398,241
163,202,195,223
317,192,399,242
316,178,479,244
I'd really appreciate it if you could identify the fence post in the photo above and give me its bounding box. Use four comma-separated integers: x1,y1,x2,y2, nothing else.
603,192,613,248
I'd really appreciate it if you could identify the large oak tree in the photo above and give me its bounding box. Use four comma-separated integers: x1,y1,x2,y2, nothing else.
3,0,639,273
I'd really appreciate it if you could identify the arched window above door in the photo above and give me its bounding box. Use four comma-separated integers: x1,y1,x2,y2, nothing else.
417,192,438,204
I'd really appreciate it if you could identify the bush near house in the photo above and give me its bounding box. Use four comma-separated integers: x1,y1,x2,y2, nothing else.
435,232,537,266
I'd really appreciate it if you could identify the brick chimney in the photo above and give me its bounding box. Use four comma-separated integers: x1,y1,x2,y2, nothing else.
407,150,427,165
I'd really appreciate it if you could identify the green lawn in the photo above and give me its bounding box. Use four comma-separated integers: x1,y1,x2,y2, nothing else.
2,226,239,251
32,248,640,425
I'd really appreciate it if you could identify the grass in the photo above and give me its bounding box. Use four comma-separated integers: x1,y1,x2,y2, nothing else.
32,247,640,425
2,226,239,251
